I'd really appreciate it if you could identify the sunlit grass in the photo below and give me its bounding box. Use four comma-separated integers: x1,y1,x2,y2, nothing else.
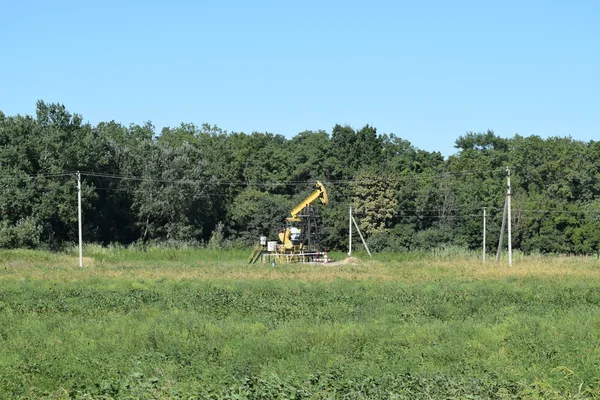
1,247,600,398
2,247,600,284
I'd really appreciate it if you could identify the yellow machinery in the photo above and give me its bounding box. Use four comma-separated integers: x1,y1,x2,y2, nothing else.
279,180,328,251
248,181,329,264
287,181,329,222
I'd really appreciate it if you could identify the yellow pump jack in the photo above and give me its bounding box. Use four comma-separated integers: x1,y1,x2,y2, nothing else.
279,180,328,251
248,181,329,264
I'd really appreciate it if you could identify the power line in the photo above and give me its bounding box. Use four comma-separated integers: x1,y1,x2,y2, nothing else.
5,171,600,216
92,186,132,192
353,213,484,219
356,208,600,216
0,172,76,181
0,167,512,186
77,168,509,187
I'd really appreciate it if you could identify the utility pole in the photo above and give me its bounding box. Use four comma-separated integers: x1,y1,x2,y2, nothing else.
77,171,83,268
507,167,512,267
483,207,486,263
351,213,372,257
348,206,352,256
496,197,507,262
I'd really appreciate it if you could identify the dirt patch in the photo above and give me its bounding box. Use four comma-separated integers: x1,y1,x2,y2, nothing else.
319,256,362,266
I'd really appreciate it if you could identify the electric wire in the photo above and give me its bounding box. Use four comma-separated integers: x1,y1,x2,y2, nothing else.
0,167,512,186
4,170,600,217
0,172,77,182
78,167,510,186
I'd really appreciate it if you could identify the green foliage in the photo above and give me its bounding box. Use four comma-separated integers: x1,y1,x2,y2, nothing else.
1,101,600,253
329,124,383,178
365,225,415,252
207,221,228,249
0,217,42,248
228,188,292,244
351,169,398,234
455,130,509,152
126,141,215,243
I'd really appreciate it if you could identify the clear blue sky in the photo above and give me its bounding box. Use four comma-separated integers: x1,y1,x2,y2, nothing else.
1,0,598,156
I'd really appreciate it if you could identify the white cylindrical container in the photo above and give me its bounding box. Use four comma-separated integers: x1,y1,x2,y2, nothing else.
259,236,267,245
267,241,278,252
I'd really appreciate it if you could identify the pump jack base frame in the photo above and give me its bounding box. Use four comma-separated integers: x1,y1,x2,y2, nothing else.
261,251,331,265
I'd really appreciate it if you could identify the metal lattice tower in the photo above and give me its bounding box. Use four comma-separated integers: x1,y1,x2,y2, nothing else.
299,205,322,252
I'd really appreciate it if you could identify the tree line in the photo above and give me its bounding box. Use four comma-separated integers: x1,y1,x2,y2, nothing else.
1,101,599,254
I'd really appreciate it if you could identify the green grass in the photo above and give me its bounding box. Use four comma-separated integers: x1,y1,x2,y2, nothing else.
1,248,600,398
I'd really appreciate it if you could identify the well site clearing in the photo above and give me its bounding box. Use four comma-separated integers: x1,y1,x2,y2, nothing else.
1,248,600,399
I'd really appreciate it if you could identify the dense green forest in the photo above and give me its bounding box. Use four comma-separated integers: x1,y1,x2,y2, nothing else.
1,100,599,254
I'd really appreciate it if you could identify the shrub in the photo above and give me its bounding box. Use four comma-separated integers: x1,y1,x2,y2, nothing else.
0,217,42,248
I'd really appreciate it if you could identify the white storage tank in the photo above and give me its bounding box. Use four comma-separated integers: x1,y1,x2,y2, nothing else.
267,241,278,252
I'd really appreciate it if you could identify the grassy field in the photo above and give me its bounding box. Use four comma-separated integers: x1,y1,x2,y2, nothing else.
1,247,600,399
